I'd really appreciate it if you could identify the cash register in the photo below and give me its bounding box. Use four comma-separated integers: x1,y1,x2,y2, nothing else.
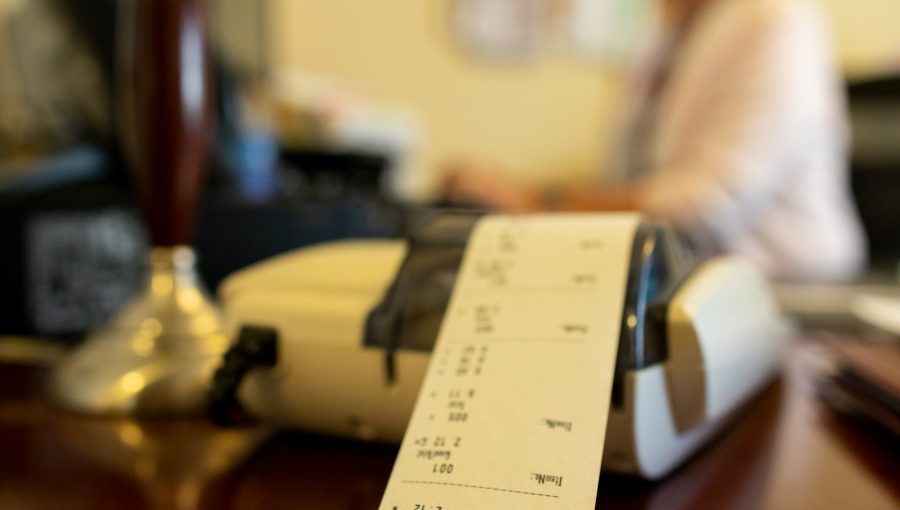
210,212,789,479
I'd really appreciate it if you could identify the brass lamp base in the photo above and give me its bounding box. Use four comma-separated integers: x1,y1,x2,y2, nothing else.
52,246,229,416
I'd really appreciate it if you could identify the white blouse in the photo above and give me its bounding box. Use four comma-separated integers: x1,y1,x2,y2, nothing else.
619,0,867,281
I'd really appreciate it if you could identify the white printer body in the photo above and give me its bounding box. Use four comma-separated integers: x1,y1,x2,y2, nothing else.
214,213,789,479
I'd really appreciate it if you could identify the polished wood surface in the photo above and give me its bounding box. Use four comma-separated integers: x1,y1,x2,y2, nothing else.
118,0,212,246
0,340,897,509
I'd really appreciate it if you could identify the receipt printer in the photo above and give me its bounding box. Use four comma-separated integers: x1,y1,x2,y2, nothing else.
211,212,788,479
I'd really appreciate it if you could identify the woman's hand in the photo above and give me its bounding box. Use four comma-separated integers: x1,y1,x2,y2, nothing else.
558,183,641,212
440,160,543,212
440,159,642,213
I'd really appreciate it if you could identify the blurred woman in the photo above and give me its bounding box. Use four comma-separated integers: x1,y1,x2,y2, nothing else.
443,0,866,282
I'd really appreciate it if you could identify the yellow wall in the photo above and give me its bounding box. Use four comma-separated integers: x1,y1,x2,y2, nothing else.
268,0,622,199
819,0,900,79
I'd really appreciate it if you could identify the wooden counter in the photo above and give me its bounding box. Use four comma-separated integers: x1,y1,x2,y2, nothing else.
0,340,896,509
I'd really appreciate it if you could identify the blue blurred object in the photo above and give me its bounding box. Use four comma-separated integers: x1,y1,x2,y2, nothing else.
219,132,279,200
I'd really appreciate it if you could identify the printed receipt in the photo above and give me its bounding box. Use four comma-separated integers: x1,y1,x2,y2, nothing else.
380,214,641,510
